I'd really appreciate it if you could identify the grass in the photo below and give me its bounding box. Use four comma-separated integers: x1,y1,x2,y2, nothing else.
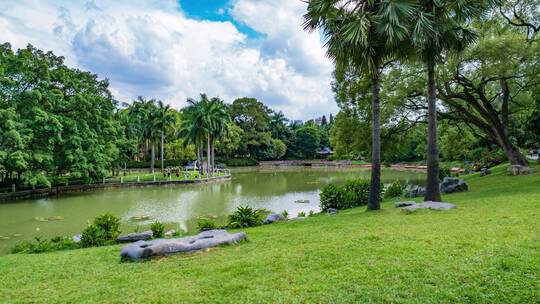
1,163,539,303
105,170,228,183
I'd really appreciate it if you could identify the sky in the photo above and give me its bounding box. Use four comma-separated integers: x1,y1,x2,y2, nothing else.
0,0,337,120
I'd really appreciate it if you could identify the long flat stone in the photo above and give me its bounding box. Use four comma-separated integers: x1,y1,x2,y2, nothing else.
120,229,246,261
402,201,456,213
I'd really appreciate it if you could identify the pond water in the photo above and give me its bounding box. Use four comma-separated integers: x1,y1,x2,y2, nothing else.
0,167,424,253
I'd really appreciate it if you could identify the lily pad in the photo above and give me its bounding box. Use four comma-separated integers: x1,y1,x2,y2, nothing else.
130,215,151,221
0,236,10,240
33,217,48,222
12,234,22,237
48,216,64,221
294,199,310,204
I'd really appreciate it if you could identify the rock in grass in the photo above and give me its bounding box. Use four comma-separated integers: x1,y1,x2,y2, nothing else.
402,201,456,213
507,165,533,176
440,177,468,194
480,167,491,177
407,185,426,198
326,208,338,215
395,201,416,208
117,231,153,243
72,234,81,243
120,229,246,261
263,213,285,224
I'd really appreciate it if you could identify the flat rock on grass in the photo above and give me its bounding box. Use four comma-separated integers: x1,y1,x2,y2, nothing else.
263,213,285,224
120,229,246,261
400,201,456,213
117,231,153,243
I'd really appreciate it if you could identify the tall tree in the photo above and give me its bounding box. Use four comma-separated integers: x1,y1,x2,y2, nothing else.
304,0,415,210
153,101,175,173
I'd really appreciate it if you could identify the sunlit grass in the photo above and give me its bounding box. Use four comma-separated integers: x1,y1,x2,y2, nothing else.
0,163,538,303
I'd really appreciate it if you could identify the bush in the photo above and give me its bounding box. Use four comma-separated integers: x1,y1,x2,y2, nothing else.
150,221,165,238
81,224,107,248
320,180,370,210
197,218,217,231
439,165,451,181
223,158,259,167
297,212,306,217
281,210,289,219
227,206,265,228
81,213,121,248
385,181,404,198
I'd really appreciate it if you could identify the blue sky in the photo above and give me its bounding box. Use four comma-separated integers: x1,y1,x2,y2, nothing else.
0,0,336,119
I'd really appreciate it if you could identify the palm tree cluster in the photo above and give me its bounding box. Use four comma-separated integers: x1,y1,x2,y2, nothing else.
119,97,177,173
304,0,492,209
179,94,230,177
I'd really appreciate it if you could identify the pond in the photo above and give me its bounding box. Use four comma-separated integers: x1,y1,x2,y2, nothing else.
0,167,425,253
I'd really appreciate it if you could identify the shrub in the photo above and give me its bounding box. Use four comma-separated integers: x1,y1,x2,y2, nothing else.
81,213,121,248
227,206,265,228
439,165,451,181
223,158,259,167
281,210,289,219
197,218,217,231
81,224,107,248
320,180,370,210
308,210,315,217
93,213,121,240
385,181,404,198
298,212,306,217
150,221,165,238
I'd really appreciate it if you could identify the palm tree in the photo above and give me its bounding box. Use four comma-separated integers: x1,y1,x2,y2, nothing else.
304,0,415,210
179,98,207,176
205,97,230,174
411,1,486,201
153,101,176,173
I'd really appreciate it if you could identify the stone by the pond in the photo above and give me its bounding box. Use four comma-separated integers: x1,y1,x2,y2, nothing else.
294,199,310,204
0,236,9,240
407,185,426,198
402,201,456,213
120,229,246,261
326,208,338,214
507,165,533,176
263,213,285,224
440,177,468,194
164,229,176,237
117,231,153,243
480,167,491,177
395,201,416,208
72,234,81,243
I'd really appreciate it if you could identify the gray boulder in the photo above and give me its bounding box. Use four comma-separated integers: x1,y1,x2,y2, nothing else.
480,167,491,177
440,177,468,194
326,208,338,215
72,234,81,243
263,213,285,224
395,201,416,208
407,185,426,198
117,231,153,243
507,165,533,176
402,201,456,213
120,229,246,261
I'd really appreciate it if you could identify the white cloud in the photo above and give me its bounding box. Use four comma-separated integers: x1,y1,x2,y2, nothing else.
0,0,336,119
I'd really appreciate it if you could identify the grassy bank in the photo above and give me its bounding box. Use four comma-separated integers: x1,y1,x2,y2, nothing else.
1,163,538,303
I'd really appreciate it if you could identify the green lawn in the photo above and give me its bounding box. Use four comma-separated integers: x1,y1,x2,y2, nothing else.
1,163,539,303
105,170,228,183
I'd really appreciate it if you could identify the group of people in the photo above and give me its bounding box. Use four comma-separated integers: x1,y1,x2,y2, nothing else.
164,167,182,178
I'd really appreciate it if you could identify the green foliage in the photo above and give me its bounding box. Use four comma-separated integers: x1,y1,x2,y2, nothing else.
281,210,289,219
320,180,370,210
150,221,165,238
227,206,265,228
81,213,121,248
126,159,187,169
297,212,306,217
385,181,404,198
439,165,451,181
197,218,217,231
11,236,78,254
223,158,258,167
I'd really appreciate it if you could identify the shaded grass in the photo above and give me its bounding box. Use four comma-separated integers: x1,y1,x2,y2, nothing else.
0,163,539,303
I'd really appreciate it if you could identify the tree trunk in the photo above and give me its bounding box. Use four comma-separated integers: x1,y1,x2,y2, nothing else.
425,61,442,202
211,137,215,174
161,130,165,173
150,142,155,173
206,135,211,176
197,146,202,175
368,69,381,210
